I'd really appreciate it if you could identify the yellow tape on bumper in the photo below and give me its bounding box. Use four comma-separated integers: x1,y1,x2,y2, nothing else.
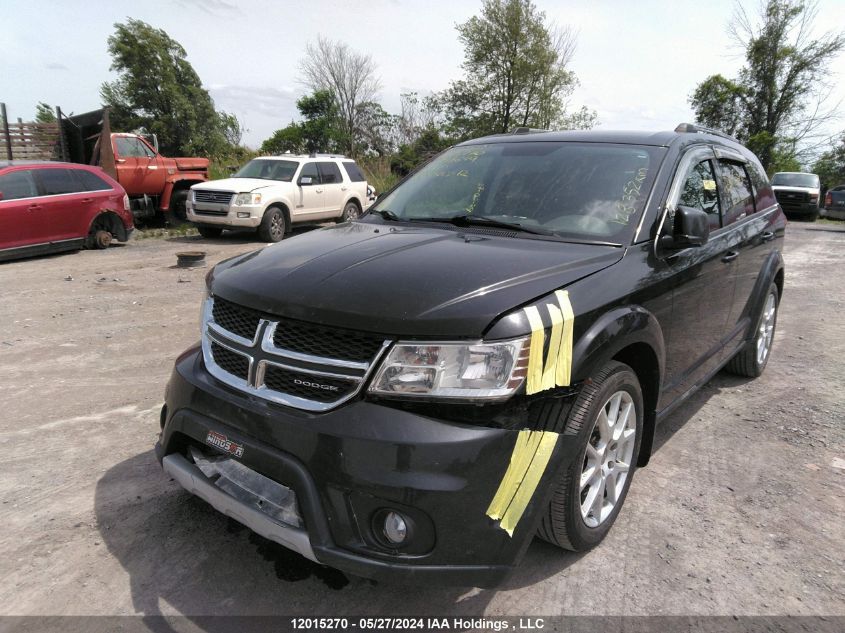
486,430,559,536
524,306,545,395
554,290,574,387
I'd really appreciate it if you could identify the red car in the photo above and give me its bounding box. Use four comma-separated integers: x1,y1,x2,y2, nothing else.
0,161,134,261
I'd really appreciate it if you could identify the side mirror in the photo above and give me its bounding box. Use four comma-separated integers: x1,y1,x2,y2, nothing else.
659,205,710,250
299,176,313,186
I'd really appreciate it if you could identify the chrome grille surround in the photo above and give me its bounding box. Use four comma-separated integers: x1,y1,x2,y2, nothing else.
194,190,235,205
201,297,392,412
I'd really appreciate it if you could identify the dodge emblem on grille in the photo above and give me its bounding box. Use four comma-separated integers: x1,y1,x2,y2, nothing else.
293,378,340,392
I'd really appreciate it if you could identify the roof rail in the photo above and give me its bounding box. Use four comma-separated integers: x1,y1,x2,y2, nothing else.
511,127,548,135
307,152,347,158
675,122,738,142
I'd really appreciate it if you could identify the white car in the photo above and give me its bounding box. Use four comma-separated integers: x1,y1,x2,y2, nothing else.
187,155,369,241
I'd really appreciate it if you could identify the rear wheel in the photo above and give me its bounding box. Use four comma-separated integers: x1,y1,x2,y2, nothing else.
341,201,361,221
725,282,779,377
197,226,223,239
258,206,286,242
537,361,643,551
86,216,114,250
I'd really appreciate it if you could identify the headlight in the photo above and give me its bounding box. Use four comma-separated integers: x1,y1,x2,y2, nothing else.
368,338,529,400
234,193,262,206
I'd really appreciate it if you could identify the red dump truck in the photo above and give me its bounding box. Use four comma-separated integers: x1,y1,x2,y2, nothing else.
1,104,209,223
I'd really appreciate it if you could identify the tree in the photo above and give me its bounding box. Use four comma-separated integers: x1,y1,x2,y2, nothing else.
812,132,845,187
260,90,343,155
438,0,593,138
299,36,381,156
100,19,227,156
35,102,56,124
690,0,844,169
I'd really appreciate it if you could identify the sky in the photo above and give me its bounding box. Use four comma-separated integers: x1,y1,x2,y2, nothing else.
2,0,844,151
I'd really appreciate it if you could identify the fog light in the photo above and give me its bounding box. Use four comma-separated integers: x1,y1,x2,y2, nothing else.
237,211,250,218
383,511,408,544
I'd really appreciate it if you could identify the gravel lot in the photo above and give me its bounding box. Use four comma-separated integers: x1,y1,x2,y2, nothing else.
1,222,843,617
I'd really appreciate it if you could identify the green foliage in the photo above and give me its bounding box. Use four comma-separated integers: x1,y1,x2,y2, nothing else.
391,129,451,176
35,102,56,124
209,147,258,180
100,19,231,157
358,157,399,194
812,133,845,187
437,0,593,139
260,90,343,155
689,1,844,169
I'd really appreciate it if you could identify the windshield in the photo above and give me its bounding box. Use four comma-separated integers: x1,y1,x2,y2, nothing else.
372,142,664,242
771,173,819,188
233,159,298,181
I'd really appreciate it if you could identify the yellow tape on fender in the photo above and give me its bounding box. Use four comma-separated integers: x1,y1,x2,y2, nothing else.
522,290,574,395
554,290,574,387
524,306,545,395
486,430,559,536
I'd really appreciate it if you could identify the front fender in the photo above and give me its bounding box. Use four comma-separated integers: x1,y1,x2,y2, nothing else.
161,177,206,210
571,305,665,385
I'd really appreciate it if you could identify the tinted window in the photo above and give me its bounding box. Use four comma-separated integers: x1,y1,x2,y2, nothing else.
374,142,663,241
0,170,38,201
678,159,721,230
75,170,112,192
318,162,343,184
342,162,366,182
719,161,755,225
746,160,776,210
115,136,154,158
38,168,82,195
299,162,320,184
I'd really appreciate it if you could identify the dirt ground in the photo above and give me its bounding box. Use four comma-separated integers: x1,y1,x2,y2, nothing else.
0,222,843,618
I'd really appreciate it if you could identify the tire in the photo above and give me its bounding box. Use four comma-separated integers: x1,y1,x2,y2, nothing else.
807,210,819,222
537,361,644,552
724,282,779,378
197,226,223,239
170,189,189,223
258,206,286,242
341,201,361,222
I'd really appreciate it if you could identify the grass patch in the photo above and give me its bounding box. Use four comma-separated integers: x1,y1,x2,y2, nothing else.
134,222,199,240
358,157,399,194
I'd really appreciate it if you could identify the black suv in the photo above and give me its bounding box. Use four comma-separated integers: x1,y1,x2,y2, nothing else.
156,124,786,587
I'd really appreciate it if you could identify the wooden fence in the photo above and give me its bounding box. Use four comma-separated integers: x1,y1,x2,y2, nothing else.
1,103,68,161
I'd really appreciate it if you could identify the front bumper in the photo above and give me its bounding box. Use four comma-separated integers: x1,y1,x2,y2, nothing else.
156,346,578,587
187,202,262,228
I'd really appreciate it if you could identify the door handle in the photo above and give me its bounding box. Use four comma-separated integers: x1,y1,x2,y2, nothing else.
81,198,93,203
721,251,739,263
341,186,348,191
116,158,126,164
761,231,775,242
316,188,323,193
27,204,42,211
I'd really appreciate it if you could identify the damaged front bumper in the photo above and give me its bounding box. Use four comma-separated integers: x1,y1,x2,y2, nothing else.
156,346,582,587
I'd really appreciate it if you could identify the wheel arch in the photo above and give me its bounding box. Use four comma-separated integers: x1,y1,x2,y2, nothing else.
264,201,291,231
88,210,129,242
571,305,665,467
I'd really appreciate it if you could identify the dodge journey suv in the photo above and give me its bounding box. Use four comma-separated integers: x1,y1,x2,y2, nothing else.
157,124,786,587
187,154,369,242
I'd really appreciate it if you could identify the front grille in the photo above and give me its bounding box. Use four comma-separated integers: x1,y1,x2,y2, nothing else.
775,190,812,212
263,365,358,403
212,297,263,342
194,190,234,205
210,342,249,381
274,320,385,362
202,297,390,411
194,209,229,217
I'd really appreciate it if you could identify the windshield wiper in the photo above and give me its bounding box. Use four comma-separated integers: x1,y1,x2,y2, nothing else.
370,208,400,221
409,214,556,236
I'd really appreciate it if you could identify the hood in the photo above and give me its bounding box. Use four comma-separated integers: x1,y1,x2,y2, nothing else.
174,157,209,171
193,177,282,193
209,222,623,337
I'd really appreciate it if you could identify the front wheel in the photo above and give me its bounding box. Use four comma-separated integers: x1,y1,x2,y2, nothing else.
537,361,643,551
258,207,286,242
170,190,189,223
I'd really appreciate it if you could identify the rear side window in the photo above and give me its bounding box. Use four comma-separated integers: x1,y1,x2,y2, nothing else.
746,160,777,210
75,170,113,192
678,159,722,230
317,162,343,184
299,162,320,183
0,170,38,201
719,161,755,226
341,162,366,182
37,168,83,195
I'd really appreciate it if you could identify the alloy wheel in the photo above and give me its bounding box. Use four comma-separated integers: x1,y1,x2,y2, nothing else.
580,390,637,528
756,292,776,365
